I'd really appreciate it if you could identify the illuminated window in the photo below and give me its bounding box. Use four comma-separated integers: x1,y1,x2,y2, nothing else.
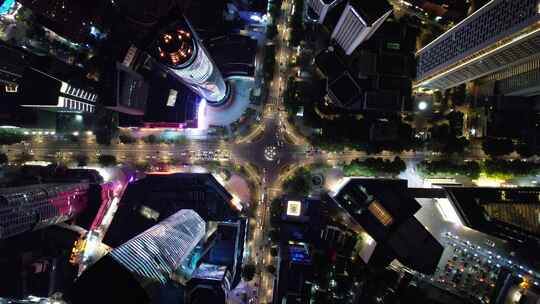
368,201,393,226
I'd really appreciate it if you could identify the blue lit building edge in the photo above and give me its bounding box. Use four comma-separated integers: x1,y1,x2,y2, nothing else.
0,0,15,15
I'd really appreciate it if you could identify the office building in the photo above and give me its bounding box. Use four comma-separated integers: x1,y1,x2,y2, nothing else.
72,172,249,304
446,187,540,253
475,56,540,97
273,198,322,304
330,0,392,55
71,210,221,304
18,68,97,113
110,210,207,285
101,62,149,116
306,0,345,24
0,183,89,239
328,178,443,274
415,0,540,90
103,173,245,288
154,20,229,104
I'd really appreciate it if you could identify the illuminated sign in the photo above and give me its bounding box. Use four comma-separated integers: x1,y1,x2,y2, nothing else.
286,200,302,216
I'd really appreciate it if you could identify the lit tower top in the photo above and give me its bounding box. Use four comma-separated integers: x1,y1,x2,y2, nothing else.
156,22,228,104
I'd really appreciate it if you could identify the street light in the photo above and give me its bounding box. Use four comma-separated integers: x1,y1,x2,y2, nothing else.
418,101,428,111
75,115,83,122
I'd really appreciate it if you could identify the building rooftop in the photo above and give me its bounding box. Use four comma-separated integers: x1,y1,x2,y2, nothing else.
446,187,540,251
363,90,402,112
315,48,347,81
104,173,238,248
18,68,62,107
101,62,149,116
348,0,392,26
206,34,257,77
330,178,443,274
142,71,199,127
328,72,362,107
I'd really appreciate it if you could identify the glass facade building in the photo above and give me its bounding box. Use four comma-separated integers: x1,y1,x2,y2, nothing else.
0,183,89,239
155,21,228,104
415,0,540,90
331,1,392,55
306,0,344,24
110,209,206,285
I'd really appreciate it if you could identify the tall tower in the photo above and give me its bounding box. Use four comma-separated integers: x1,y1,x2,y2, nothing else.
155,20,228,104
415,0,540,90
0,183,89,239
306,0,344,24
331,0,392,55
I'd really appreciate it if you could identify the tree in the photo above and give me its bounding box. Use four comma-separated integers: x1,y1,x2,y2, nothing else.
242,264,256,281
391,157,407,176
516,143,536,158
450,84,467,106
0,130,28,145
0,153,7,166
268,1,282,19
75,154,88,167
67,134,80,143
266,265,276,275
119,134,136,144
134,162,151,172
482,138,515,158
18,152,33,163
94,105,119,145
446,136,470,154
263,45,276,82
270,198,284,222
143,135,159,144
269,229,280,243
446,111,464,136
283,167,311,195
289,0,304,46
418,160,480,179
266,24,278,40
98,155,117,167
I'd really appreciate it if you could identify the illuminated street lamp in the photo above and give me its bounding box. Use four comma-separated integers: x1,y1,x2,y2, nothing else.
418,101,428,111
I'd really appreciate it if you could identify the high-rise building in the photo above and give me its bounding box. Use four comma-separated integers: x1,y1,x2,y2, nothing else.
154,20,229,104
18,68,97,113
415,0,540,90
110,210,207,285
306,0,344,24
446,187,540,252
102,173,246,290
475,56,540,97
328,178,443,274
0,183,90,239
330,0,392,55
70,210,215,304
